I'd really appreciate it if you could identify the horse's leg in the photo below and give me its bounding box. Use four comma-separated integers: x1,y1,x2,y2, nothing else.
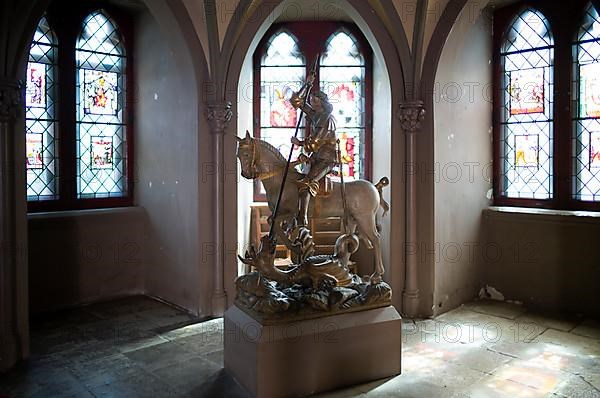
355,212,384,282
271,214,296,251
354,217,373,249
346,217,357,235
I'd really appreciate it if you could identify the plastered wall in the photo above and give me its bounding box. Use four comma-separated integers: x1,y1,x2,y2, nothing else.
433,5,492,315
28,208,146,312
134,9,208,315
483,209,600,318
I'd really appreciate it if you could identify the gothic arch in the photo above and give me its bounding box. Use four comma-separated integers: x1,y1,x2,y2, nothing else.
219,0,411,310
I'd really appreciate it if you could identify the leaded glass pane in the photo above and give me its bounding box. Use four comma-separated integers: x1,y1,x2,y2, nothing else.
259,31,305,178
331,129,364,180
83,70,119,116
320,30,364,66
260,66,304,128
260,32,304,131
261,32,304,67
573,3,600,201
503,10,552,53
76,11,127,198
500,9,554,199
320,31,366,181
26,16,58,201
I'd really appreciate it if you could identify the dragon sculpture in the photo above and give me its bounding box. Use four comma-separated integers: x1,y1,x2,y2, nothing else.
235,228,392,321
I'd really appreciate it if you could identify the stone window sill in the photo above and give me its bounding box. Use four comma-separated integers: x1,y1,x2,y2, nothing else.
484,206,600,225
28,206,145,220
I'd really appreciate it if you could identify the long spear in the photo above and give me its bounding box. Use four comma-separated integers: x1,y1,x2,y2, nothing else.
268,57,319,241
337,139,350,234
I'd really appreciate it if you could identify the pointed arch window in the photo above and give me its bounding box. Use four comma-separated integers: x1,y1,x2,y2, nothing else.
573,3,600,202
26,16,58,201
25,4,133,212
494,1,600,210
253,22,372,201
258,30,306,167
499,9,554,200
320,30,367,182
76,11,128,198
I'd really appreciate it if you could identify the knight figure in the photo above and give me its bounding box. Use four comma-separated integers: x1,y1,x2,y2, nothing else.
289,75,338,227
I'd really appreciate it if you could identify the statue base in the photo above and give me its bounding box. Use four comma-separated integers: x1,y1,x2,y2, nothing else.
224,304,402,398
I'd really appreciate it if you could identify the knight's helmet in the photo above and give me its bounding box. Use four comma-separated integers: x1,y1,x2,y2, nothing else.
311,90,334,114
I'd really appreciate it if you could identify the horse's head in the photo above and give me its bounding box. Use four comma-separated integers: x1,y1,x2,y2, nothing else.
237,235,277,274
236,131,258,179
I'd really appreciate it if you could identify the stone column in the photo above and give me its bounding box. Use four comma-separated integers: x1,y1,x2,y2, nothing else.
398,100,425,318
205,101,233,316
0,78,24,372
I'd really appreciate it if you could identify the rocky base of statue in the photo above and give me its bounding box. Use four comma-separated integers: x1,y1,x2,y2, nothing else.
235,272,392,324
224,304,401,398
236,229,392,324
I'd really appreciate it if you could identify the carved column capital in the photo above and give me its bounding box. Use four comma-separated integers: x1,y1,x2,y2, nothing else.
205,101,233,134
397,100,425,133
0,79,23,122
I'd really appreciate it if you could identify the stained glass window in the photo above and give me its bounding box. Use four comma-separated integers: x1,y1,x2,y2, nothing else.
573,3,600,201
76,11,127,198
500,9,554,199
258,31,306,195
26,16,58,200
320,30,366,181
254,24,372,201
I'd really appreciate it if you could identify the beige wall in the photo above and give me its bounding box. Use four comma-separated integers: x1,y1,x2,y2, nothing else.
433,6,492,315
237,48,254,275
134,9,209,315
423,0,452,62
484,208,600,318
392,0,417,50
182,0,210,74
28,208,146,312
369,52,392,281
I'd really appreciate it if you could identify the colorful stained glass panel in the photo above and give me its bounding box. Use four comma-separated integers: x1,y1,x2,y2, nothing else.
260,31,304,129
26,16,58,201
580,62,600,118
84,70,118,116
91,136,114,170
514,134,539,167
338,131,357,178
264,83,298,127
26,133,44,170
329,129,363,182
26,63,46,108
320,31,367,182
501,9,553,200
76,11,126,198
509,68,545,115
321,78,364,128
590,131,600,168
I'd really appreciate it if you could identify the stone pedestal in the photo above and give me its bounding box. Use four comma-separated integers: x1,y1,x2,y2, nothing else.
224,305,402,398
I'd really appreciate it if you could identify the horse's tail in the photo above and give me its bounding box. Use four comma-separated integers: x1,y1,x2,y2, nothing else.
375,177,390,218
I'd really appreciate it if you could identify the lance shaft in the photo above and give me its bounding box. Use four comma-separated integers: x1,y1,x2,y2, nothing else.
269,59,318,241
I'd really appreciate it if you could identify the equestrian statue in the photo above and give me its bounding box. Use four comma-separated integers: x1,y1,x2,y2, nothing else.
234,62,392,320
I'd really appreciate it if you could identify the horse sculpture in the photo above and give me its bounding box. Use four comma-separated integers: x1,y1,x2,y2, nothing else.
236,131,390,281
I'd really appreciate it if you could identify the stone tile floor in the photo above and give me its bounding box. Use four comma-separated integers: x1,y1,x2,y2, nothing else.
0,296,598,397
